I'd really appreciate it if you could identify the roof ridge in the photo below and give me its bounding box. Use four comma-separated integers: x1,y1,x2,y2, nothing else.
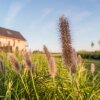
0,27,20,33
0,27,26,41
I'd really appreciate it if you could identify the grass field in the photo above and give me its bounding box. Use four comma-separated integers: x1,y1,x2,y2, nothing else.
84,59,100,71
0,52,99,100
53,53,100,71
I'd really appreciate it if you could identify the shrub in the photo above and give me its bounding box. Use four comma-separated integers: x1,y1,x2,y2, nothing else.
78,51,100,60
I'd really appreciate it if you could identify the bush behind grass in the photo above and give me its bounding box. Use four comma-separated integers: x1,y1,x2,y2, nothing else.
78,51,100,60
53,51,100,60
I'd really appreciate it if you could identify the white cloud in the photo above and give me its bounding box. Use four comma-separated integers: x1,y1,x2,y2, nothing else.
4,1,23,26
64,10,92,23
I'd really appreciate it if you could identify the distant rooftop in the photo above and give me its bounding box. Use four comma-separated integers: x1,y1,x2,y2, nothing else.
0,27,26,41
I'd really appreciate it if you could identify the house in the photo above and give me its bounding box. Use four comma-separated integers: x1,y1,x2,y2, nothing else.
0,27,26,52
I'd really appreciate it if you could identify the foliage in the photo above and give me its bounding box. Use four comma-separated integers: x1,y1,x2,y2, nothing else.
78,51,100,60
33,50,43,54
84,59,100,71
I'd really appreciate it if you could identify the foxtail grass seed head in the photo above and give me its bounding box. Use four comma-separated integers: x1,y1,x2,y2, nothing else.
59,15,76,73
44,45,56,79
22,59,34,72
22,60,29,70
48,56,56,79
22,93,28,100
24,52,32,71
23,52,35,72
43,45,51,61
77,55,83,64
90,63,95,73
70,64,76,73
0,59,5,74
72,48,78,65
7,53,21,74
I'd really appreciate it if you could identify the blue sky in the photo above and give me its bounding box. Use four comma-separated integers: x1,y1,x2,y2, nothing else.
0,0,100,52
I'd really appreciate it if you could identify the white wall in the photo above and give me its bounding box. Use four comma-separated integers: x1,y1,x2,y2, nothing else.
0,37,26,51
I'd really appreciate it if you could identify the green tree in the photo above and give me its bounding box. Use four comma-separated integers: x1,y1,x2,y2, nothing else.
98,41,100,49
91,42,94,48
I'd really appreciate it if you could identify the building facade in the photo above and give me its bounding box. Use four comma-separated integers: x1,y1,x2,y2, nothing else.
0,27,26,52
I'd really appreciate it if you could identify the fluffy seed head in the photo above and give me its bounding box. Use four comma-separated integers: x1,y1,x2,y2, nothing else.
0,59,5,74
22,60,29,70
48,56,56,79
24,52,32,70
22,52,35,72
25,52,32,66
72,48,78,65
43,45,51,61
90,63,95,73
77,55,83,64
7,53,20,74
59,15,76,73
44,45,56,79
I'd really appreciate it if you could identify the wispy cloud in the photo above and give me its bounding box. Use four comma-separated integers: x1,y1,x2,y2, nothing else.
42,8,52,17
27,8,52,33
4,1,23,26
72,11,91,22
60,9,92,23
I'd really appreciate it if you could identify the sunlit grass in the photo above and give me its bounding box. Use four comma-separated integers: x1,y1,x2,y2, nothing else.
0,52,100,100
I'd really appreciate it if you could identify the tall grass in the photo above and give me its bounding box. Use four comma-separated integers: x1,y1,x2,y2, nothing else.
59,15,76,73
0,51,99,99
0,16,99,100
